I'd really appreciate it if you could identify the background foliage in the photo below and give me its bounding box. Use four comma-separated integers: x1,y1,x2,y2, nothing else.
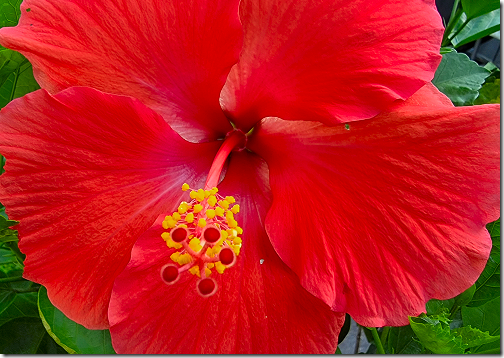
0,0,500,354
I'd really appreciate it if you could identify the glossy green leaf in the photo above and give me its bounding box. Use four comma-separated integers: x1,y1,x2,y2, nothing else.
451,9,500,48
452,326,500,348
409,314,465,354
0,317,67,353
38,286,116,354
432,49,489,106
462,297,500,353
0,0,22,29
468,219,500,307
0,49,26,86
461,0,500,20
385,325,423,354
0,49,39,109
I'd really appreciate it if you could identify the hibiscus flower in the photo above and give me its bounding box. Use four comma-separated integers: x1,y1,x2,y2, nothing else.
0,0,499,354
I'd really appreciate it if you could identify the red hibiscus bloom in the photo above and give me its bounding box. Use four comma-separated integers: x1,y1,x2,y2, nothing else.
0,0,499,354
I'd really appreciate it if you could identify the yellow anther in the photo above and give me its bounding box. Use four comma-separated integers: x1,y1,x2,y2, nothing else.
190,190,197,199
189,238,202,252
172,212,181,221
215,207,225,216
207,263,215,269
205,247,214,258
165,215,173,221
236,226,243,235
196,189,205,201
193,204,203,213
177,253,192,265
178,202,189,214
204,190,212,198
179,224,188,228
185,212,194,223
220,230,228,240
232,245,241,255
161,232,170,241
207,195,217,207
226,210,234,220
231,204,240,214
233,237,242,245
170,252,180,263
211,187,218,194
162,218,177,229
182,183,190,191
206,209,216,219
166,238,183,249
218,200,230,209
198,218,207,228
189,266,200,277
205,267,212,277
228,219,238,228
225,196,236,204
215,261,226,274
212,245,222,254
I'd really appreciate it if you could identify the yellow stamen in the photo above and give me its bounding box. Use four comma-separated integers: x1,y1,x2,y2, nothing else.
198,218,207,228
206,209,216,219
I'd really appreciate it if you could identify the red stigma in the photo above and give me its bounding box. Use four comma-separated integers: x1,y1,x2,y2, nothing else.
171,227,188,243
198,278,217,297
161,264,179,284
219,247,235,266
203,226,221,243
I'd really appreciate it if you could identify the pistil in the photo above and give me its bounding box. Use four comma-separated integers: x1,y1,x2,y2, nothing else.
159,130,246,297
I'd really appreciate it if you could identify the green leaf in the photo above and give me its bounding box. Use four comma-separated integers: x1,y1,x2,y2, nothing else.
432,49,489,106
0,49,39,109
0,286,39,326
38,286,116,354
452,326,500,348
453,284,476,308
475,78,500,104
409,314,465,354
0,49,27,87
0,215,18,244
385,325,423,354
451,9,500,48
462,296,500,353
461,0,500,20
426,298,454,315
0,317,67,353
0,0,22,29
467,219,500,307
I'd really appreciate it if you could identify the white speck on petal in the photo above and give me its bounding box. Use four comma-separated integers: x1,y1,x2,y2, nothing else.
260,259,264,265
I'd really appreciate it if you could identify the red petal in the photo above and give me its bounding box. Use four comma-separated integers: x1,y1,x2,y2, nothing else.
249,90,500,326
0,0,242,142
0,87,219,329
221,0,444,131
109,151,344,353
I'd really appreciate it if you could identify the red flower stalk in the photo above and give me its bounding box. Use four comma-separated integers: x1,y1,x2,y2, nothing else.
0,0,499,354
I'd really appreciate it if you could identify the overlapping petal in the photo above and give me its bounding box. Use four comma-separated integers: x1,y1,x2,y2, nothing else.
0,0,242,142
249,85,500,326
0,87,220,329
109,151,344,353
221,0,444,131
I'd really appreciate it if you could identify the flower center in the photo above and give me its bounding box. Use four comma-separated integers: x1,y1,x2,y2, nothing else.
159,130,246,297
